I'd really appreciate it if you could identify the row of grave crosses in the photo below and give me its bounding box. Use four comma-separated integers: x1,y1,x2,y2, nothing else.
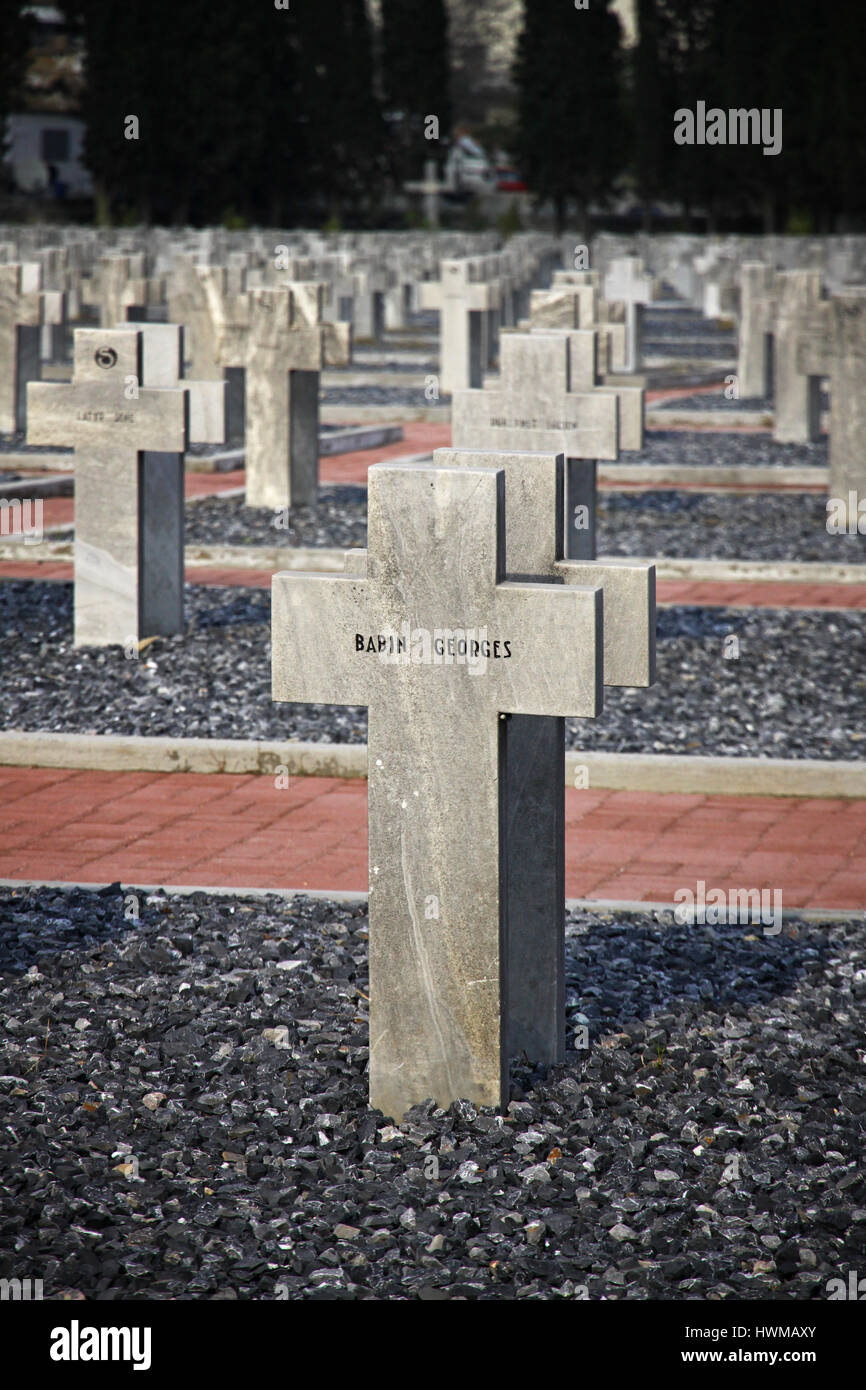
738,264,866,511
271,452,656,1121
21,314,656,1120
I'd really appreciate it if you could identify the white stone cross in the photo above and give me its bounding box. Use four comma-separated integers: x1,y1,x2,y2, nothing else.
272,456,654,1119
0,263,49,433
27,327,189,647
419,258,501,393
603,256,658,372
451,329,621,558
213,280,351,508
797,288,866,509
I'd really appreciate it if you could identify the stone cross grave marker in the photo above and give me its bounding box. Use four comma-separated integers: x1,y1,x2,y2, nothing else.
451,329,620,559
738,263,778,398
166,256,244,440
214,280,350,509
272,456,654,1119
27,327,188,647
603,256,658,373
0,263,46,434
404,158,445,229
797,287,866,510
167,255,224,386
552,270,629,371
437,446,654,1070
773,270,824,445
419,259,501,393
524,301,645,451
126,321,226,445
84,254,152,328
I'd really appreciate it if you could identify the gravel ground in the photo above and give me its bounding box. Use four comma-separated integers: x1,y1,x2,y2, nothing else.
656,391,829,414
327,361,438,376
644,344,736,362
632,430,827,469
599,491,863,563
0,431,72,457
184,471,844,560
321,385,448,408
0,885,862,1301
656,394,771,413
185,488,368,550
3,582,865,759
644,312,735,342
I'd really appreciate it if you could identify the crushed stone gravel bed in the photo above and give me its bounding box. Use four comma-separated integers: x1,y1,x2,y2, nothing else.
321,385,448,408
631,431,827,470
327,361,437,376
643,312,735,341
599,491,862,563
0,885,861,1301
185,474,844,560
185,488,367,550
645,344,735,362
2,582,865,760
656,394,770,413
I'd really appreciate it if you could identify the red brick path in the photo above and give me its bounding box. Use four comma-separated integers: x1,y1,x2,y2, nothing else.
1,767,864,909
0,421,452,537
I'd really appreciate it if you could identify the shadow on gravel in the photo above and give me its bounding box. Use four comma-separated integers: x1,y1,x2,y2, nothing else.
563,909,829,1046
0,888,831,1035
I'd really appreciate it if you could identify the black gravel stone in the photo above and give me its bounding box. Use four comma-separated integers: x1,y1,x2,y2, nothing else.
634,430,827,469
600,490,864,562
656,393,771,413
3,581,865,759
185,487,368,550
644,311,736,342
0,885,861,1301
321,385,449,407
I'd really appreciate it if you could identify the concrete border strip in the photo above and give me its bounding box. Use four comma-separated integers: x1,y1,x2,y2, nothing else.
3,538,866,588
0,879,857,923
1,731,865,797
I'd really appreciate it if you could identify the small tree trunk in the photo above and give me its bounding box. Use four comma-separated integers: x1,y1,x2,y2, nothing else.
93,183,111,227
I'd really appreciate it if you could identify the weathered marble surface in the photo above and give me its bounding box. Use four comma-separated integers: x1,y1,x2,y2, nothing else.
738,262,778,398
420,259,500,393
27,327,188,647
272,457,655,1119
798,288,866,507
452,329,621,559
773,270,824,445
0,263,43,432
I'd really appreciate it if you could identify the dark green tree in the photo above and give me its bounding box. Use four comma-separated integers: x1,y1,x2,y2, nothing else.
0,1,31,185
293,0,386,225
513,0,627,235
380,0,450,185
61,0,305,225
632,0,667,230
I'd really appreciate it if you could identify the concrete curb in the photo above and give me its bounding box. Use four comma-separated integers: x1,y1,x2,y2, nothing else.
2,731,865,798
0,732,368,778
0,879,857,923
3,539,866,589
598,464,826,490
321,404,450,425
647,409,773,429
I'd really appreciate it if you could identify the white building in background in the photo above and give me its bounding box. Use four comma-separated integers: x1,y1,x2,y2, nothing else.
5,112,91,196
